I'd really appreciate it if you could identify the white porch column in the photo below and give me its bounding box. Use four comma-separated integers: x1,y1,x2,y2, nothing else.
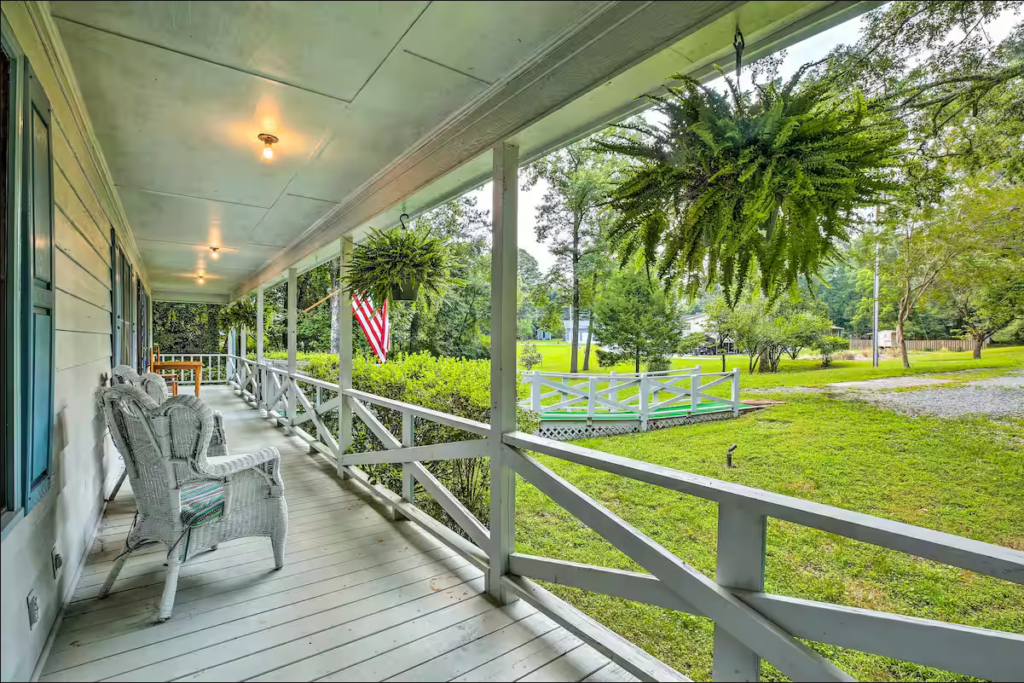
338,237,353,475
257,285,265,413
286,267,298,434
489,140,519,602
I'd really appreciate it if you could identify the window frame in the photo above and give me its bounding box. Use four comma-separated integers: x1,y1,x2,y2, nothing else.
1,12,25,538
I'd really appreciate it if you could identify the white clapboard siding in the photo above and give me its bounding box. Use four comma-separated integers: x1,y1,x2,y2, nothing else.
55,208,110,284
56,331,110,372
56,250,110,311
53,163,110,258
56,290,110,335
52,123,112,248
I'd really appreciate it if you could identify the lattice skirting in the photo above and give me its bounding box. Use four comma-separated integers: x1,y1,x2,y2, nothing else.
537,409,742,441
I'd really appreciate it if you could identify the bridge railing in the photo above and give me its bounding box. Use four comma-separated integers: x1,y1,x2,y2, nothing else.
520,366,741,428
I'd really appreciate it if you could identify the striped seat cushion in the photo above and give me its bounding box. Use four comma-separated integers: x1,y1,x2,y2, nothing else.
180,481,226,527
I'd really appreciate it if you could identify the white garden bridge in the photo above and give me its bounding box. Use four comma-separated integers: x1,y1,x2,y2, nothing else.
519,367,753,439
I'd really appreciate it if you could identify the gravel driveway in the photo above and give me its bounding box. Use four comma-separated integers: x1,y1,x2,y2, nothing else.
751,372,1024,418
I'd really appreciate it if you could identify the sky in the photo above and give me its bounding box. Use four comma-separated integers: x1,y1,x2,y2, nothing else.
463,5,1019,273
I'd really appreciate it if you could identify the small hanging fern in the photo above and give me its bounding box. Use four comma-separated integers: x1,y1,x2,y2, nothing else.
342,226,464,307
600,70,905,304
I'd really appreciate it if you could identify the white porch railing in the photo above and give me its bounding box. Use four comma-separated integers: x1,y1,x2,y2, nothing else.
156,353,232,385
218,352,1021,683
520,366,742,429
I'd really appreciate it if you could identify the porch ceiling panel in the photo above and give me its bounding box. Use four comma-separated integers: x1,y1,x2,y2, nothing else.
48,1,430,103
118,187,266,246
50,1,870,303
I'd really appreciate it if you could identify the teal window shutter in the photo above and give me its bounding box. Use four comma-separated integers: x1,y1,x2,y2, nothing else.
23,63,54,511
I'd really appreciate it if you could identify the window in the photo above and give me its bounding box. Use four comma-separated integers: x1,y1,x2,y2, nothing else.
1,37,12,523
1,15,55,530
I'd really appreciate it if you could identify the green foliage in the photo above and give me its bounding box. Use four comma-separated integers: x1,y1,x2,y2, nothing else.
520,341,543,370
814,335,850,367
592,269,682,373
343,226,463,308
646,356,672,372
602,70,904,304
299,352,538,534
152,302,223,354
676,332,708,356
595,348,624,368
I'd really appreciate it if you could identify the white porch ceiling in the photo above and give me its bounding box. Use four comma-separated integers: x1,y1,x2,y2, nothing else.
52,1,871,303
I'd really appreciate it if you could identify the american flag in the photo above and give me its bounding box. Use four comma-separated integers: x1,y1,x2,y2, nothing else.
352,293,390,363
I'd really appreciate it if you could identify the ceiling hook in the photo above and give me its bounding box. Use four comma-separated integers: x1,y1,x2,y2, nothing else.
733,27,745,85
399,213,410,231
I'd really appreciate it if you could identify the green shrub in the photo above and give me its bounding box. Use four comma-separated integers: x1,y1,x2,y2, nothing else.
596,347,626,368
814,336,850,367
299,352,538,536
646,356,671,372
520,341,543,370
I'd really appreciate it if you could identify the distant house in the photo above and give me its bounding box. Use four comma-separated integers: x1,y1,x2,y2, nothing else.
562,316,594,344
680,313,709,335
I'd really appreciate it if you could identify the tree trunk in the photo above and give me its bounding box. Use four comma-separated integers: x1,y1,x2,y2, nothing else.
582,316,594,371
582,272,597,371
570,273,580,373
973,334,984,359
635,348,641,374
721,352,726,373
897,281,911,369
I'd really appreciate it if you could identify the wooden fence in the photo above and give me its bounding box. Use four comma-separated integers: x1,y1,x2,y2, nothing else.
849,338,983,353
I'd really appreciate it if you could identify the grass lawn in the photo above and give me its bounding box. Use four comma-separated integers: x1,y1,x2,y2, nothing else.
515,348,1023,681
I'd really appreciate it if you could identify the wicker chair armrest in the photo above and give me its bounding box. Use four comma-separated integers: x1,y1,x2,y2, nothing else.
201,446,280,478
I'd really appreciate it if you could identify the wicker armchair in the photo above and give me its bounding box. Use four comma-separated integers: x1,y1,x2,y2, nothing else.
97,384,287,622
112,365,228,454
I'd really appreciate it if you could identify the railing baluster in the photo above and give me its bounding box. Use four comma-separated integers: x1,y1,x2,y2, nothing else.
402,412,415,508
691,368,700,414
731,368,740,416
639,373,649,431
712,504,767,682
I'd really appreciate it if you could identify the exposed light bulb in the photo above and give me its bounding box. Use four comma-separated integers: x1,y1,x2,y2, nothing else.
258,133,278,161
197,272,205,285
210,246,220,260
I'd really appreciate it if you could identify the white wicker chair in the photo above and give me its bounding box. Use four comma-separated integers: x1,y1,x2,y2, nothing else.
112,364,228,453
98,384,287,622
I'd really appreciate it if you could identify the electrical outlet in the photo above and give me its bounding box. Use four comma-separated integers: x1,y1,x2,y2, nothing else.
51,546,64,581
26,590,40,630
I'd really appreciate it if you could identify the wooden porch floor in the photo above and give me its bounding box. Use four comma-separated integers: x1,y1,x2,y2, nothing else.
39,386,632,683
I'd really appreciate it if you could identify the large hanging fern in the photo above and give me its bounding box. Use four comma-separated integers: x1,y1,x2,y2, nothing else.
343,226,463,307
600,70,905,304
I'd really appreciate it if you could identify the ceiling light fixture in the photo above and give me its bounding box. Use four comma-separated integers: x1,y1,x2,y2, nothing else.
210,246,220,260
197,271,205,285
258,133,278,160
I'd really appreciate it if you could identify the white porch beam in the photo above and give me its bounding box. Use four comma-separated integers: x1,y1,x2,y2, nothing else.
489,140,519,602
338,238,353,475
256,285,265,413
286,267,297,434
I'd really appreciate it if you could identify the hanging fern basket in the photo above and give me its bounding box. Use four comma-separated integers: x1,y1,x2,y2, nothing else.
342,221,462,307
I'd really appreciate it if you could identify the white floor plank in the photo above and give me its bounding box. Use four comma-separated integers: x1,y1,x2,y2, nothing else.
453,628,585,682
387,611,560,682
519,644,610,683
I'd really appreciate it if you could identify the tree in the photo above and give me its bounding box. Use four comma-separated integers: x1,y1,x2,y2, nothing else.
153,302,223,354
525,137,622,372
781,310,832,360
933,248,1024,358
702,294,735,371
593,269,682,373
879,179,1023,367
520,341,543,370
815,336,850,367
